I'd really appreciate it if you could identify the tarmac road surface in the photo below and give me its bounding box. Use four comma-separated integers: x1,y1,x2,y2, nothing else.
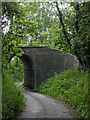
18,90,77,118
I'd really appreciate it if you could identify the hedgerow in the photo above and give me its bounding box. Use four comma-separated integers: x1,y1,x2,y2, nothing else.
2,70,24,120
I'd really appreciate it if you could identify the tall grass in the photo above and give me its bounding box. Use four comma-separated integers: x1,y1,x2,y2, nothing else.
2,70,24,120
37,69,88,118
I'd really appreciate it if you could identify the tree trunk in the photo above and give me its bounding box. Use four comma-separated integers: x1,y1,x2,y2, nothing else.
55,2,71,52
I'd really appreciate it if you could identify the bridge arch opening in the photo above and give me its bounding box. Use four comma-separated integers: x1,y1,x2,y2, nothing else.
9,54,35,89
9,56,24,83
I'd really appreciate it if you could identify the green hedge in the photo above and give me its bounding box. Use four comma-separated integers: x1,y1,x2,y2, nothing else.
2,71,24,120
37,69,88,118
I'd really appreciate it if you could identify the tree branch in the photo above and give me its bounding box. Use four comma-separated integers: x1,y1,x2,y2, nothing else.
75,3,79,32
55,2,71,52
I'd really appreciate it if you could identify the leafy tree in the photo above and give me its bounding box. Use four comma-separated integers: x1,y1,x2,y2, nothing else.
2,2,23,68
71,2,90,70
2,2,89,70
55,2,90,70
2,2,39,67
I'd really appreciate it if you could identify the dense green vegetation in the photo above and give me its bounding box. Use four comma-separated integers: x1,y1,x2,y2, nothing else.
2,2,89,70
2,1,89,119
9,56,24,82
37,69,88,118
2,70,24,120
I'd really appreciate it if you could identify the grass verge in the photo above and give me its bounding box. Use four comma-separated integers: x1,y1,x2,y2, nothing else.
2,70,24,120
37,69,88,118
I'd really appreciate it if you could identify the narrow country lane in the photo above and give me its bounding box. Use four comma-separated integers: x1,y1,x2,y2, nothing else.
18,89,77,119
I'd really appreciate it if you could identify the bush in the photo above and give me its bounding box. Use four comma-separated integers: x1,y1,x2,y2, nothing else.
37,69,88,118
2,70,24,120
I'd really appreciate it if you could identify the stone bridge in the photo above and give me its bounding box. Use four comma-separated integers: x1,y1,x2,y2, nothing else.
10,46,78,90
